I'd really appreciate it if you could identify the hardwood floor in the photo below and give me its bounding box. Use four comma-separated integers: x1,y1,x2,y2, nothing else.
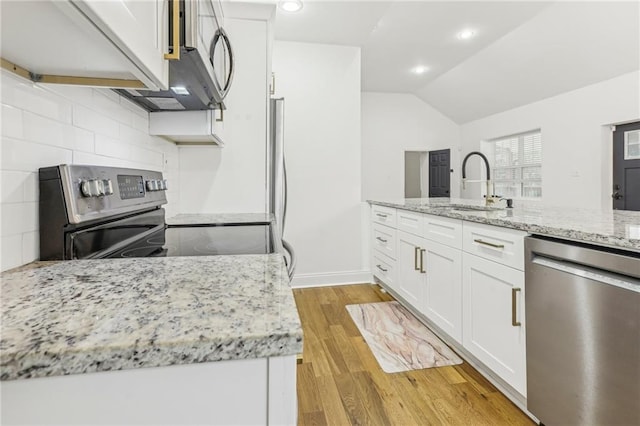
293,284,534,426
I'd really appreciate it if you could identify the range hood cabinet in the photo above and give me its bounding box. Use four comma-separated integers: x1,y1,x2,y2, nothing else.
149,110,224,146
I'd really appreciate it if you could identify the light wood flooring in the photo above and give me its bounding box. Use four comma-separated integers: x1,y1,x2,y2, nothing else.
293,284,535,426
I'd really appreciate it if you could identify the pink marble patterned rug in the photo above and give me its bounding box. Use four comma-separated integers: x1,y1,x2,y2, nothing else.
346,301,463,373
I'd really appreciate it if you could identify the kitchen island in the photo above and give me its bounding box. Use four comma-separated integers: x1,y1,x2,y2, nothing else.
367,197,640,419
1,253,302,425
369,197,640,251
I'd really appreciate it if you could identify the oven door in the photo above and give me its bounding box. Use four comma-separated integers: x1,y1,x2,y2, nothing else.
67,209,165,259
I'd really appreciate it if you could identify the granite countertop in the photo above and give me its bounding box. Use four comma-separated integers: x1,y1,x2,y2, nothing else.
368,198,640,252
0,254,302,381
167,213,273,226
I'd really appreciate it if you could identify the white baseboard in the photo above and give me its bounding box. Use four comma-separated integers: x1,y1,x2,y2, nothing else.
291,270,373,288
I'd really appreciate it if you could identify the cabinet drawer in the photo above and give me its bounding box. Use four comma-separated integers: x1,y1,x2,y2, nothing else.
373,251,396,289
372,223,397,259
423,214,462,249
463,222,526,270
397,210,424,236
372,205,397,227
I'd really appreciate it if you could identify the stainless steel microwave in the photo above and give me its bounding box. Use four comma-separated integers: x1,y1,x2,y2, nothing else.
116,0,235,112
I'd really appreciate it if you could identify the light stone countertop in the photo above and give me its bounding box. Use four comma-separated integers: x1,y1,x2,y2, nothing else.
0,254,302,381
368,198,640,252
166,213,273,226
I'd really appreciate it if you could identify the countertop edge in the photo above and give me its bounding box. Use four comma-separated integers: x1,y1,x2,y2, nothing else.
1,332,303,381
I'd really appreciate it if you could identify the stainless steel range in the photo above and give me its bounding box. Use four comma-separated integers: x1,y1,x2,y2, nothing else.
39,164,277,261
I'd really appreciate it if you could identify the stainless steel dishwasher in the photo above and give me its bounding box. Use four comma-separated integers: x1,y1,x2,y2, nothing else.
525,236,639,426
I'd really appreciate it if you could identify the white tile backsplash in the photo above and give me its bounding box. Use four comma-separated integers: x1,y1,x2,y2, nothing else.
72,104,120,138
1,138,73,172
72,127,95,153
1,171,27,204
1,234,23,271
1,104,23,139
0,70,180,271
23,111,74,148
95,134,131,159
2,80,73,123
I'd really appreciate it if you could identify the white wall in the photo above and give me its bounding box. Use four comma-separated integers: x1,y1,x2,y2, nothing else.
178,18,268,214
459,70,640,210
0,70,180,271
273,41,366,286
361,92,460,201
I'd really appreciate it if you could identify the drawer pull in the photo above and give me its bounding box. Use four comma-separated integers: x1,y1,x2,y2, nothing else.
512,287,522,327
414,246,420,270
474,239,505,249
376,264,388,272
376,213,388,218
419,248,426,273
376,236,388,243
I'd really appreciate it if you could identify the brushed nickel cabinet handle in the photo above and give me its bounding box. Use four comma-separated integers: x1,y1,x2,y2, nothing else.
474,238,505,249
376,264,388,272
420,249,426,273
512,287,522,326
376,213,388,218
376,236,388,243
414,246,420,271
164,0,181,60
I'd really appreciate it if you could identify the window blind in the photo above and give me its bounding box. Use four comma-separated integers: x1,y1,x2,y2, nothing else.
490,130,542,199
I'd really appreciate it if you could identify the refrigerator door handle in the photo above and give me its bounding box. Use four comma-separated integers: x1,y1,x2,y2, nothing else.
282,239,296,280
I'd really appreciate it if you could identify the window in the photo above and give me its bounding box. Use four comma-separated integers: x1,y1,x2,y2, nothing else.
488,130,542,199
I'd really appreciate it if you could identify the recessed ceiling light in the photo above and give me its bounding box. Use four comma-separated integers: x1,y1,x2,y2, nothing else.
412,65,429,75
457,29,476,40
279,0,303,12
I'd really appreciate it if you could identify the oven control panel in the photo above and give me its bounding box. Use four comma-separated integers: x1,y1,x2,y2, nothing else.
40,165,168,225
118,175,145,199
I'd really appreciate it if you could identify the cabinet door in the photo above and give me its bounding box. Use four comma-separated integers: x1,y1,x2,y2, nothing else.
396,231,426,310
72,0,169,90
423,240,462,343
462,253,526,395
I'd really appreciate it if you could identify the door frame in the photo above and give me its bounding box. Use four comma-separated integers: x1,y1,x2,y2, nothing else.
612,121,640,211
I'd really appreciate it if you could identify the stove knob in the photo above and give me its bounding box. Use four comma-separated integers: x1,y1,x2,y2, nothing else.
102,179,114,196
163,179,168,190
146,180,158,191
157,179,167,190
80,179,103,197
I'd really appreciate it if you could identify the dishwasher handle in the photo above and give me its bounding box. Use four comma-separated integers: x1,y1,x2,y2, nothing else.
532,255,640,292
525,236,640,280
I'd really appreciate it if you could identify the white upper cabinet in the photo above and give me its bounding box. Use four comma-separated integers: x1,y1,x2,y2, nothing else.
71,0,169,88
1,0,169,90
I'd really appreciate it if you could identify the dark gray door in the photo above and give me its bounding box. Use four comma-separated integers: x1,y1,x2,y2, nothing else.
429,149,450,197
613,122,640,211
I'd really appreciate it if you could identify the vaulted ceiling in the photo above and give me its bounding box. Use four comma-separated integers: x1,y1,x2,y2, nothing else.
274,1,640,123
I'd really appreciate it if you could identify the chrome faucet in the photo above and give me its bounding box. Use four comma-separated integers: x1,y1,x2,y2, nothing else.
461,151,499,205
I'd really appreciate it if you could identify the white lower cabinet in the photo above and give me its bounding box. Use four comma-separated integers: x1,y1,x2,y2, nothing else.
462,252,526,395
1,355,297,425
396,230,426,310
369,205,527,398
422,240,462,343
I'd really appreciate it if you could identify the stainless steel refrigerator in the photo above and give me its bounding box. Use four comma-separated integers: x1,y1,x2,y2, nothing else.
267,97,296,280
